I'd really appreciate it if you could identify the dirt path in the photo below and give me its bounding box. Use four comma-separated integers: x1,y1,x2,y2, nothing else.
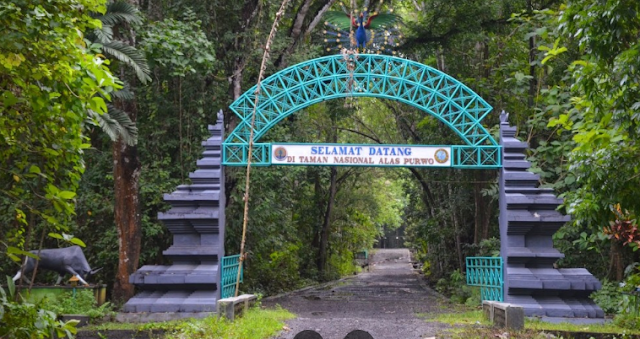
263,248,450,339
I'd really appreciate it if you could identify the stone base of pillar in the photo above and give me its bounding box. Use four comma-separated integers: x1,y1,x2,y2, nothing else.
124,111,226,313
499,112,603,318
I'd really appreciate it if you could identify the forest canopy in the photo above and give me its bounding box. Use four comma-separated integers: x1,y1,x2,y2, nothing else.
1,0,640,323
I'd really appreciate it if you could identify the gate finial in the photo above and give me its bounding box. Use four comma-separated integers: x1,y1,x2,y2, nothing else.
499,110,509,123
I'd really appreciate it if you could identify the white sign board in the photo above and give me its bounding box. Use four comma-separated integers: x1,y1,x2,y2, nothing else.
271,144,451,167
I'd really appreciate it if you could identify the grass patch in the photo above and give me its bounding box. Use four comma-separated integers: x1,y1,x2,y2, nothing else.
425,306,640,338
84,319,184,331
82,306,295,339
445,327,640,339
423,309,489,326
167,306,294,339
527,317,640,335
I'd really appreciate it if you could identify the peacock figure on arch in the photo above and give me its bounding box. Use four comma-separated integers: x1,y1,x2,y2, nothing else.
323,0,403,54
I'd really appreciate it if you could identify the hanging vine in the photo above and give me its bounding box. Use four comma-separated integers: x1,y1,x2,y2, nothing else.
235,0,291,297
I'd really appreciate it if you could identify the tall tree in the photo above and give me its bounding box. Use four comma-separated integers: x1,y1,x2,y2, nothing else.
89,0,151,301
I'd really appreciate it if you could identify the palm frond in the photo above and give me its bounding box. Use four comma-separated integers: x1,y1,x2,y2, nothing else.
88,110,118,142
94,1,142,26
101,40,152,84
88,105,138,146
325,11,353,31
92,25,113,44
105,104,137,145
111,85,135,101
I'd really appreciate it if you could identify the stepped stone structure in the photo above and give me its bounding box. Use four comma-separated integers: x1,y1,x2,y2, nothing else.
499,113,603,318
123,111,226,313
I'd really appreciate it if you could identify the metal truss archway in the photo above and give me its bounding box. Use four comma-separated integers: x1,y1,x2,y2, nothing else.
223,54,500,168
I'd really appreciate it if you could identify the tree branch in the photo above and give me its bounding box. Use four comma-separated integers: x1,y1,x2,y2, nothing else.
401,17,510,51
407,167,436,217
336,127,383,143
336,167,355,185
305,0,336,36
411,0,424,11
275,0,335,68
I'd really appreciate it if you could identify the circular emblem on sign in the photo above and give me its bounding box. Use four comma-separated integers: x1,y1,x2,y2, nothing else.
274,147,287,161
434,148,449,164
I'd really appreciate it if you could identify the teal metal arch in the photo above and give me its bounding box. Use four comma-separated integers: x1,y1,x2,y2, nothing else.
223,54,500,168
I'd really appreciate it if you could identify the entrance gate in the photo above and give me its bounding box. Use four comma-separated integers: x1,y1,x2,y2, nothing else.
222,54,499,168
124,54,603,318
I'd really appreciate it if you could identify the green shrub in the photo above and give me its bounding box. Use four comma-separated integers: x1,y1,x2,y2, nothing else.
464,237,501,258
0,277,78,338
463,286,482,306
590,280,623,314
435,270,480,305
602,267,640,330
42,289,114,322
614,313,640,330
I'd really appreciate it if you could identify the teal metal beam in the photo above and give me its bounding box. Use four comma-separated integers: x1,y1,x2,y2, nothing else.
222,144,501,168
224,54,500,168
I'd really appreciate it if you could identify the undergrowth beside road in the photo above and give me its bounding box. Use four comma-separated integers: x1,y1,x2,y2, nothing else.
425,308,640,338
83,306,294,339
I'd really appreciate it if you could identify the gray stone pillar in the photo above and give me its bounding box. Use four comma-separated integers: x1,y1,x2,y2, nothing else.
499,112,603,318
124,111,226,313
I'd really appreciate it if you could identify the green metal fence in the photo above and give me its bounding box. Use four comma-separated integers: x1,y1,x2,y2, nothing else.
355,249,368,260
466,257,503,302
221,254,243,299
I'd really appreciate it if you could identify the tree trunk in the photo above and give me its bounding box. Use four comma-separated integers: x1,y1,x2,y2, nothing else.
223,0,260,207
110,2,142,302
407,168,436,218
449,185,464,271
112,138,142,303
318,166,338,273
311,171,322,250
436,45,446,72
609,240,624,281
274,0,335,68
473,178,482,245
482,193,492,240
527,0,536,108
473,170,492,244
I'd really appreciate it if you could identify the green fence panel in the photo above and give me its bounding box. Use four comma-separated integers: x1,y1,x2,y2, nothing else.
355,250,368,260
466,256,503,302
221,254,243,299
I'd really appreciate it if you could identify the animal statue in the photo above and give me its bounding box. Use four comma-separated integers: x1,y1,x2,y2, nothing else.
323,1,402,53
12,246,102,286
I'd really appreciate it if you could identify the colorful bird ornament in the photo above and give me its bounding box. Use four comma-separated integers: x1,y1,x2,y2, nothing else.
323,1,402,54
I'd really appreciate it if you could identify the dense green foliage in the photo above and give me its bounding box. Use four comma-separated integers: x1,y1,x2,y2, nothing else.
0,0,117,334
42,289,115,322
3,0,640,328
0,0,117,262
1,277,78,338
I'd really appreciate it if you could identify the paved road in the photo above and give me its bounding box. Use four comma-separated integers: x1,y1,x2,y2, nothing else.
263,248,449,339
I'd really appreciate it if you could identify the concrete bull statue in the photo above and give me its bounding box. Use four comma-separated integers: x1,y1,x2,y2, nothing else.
12,246,102,286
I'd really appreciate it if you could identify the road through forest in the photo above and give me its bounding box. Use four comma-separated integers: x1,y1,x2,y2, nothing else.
263,248,451,339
